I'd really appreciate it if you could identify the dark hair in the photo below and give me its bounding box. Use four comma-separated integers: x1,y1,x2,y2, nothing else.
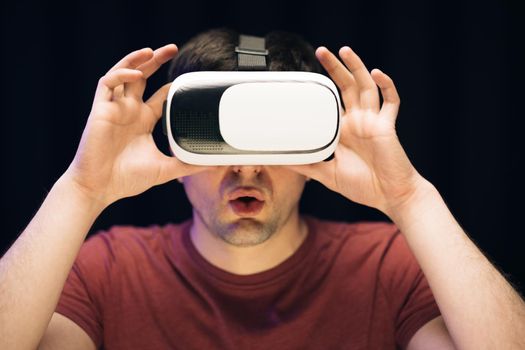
167,27,322,81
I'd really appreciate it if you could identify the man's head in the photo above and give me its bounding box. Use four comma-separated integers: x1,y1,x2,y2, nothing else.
168,27,321,247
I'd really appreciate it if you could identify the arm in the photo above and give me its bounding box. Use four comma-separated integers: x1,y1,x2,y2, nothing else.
0,44,214,350
38,313,97,350
286,45,525,349
389,178,525,349
407,316,456,350
0,175,104,350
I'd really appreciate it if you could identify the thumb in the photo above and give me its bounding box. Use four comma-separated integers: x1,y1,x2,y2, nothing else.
146,83,172,120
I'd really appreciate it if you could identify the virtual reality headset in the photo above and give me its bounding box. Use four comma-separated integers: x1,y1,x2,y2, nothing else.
161,34,342,165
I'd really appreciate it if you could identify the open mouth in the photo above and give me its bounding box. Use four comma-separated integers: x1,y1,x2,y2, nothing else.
229,196,265,216
237,196,257,204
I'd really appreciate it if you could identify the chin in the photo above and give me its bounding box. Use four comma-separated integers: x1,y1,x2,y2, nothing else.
206,212,280,247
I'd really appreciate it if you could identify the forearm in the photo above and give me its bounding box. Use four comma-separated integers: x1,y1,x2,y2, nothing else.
0,174,106,350
387,179,525,349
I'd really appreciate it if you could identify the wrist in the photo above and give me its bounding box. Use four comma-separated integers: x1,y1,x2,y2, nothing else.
54,172,110,216
383,176,438,223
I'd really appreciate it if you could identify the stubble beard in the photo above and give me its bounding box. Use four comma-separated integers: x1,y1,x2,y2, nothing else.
194,204,281,247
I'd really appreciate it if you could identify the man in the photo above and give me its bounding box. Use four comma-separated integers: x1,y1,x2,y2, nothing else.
0,28,524,349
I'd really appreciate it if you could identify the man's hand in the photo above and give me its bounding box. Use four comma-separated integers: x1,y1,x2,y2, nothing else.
63,44,215,208
286,46,430,217
290,46,525,350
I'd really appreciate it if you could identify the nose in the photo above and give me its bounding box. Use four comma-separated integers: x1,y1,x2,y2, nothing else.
231,165,262,174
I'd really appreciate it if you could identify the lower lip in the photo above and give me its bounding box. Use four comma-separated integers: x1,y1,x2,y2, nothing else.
229,199,265,216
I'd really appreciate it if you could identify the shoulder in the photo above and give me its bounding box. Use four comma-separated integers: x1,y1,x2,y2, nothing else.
304,214,401,250
77,219,191,265
305,214,398,235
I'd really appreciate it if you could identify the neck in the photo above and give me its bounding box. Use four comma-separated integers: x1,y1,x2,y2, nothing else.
189,210,308,275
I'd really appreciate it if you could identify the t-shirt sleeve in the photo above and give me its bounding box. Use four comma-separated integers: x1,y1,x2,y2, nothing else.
378,228,442,350
55,231,114,348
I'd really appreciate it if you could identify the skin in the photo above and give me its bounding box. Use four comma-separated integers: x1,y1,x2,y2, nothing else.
1,42,523,350
177,45,425,275
178,165,310,274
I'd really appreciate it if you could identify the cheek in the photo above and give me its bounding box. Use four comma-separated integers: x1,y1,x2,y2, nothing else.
183,176,215,208
273,177,306,206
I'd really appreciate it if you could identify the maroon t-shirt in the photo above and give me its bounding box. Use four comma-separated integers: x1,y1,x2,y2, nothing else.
56,214,441,349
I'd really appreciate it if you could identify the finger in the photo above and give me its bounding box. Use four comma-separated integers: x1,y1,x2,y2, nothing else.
108,47,154,73
371,69,400,121
316,46,360,111
137,44,178,79
112,85,125,100
126,44,178,98
144,83,172,126
94,68,143,103
339,46,380,112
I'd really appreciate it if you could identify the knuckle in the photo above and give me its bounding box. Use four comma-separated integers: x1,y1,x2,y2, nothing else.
152,53,162,66
339,80,353,93
363,86,377,95
391,95,401,104
112,67,125,75
98,75,108,85
142,47,154,55
325,59,339,72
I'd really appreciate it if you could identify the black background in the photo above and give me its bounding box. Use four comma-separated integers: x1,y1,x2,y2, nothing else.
1,0,524,294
